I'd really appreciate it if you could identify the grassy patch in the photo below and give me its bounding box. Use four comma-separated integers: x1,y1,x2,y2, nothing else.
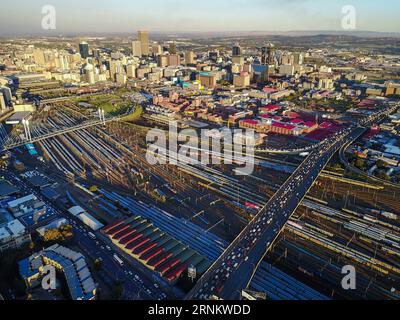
121,106,143,122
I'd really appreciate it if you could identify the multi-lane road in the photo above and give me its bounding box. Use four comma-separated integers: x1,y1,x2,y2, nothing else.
186,104,398,300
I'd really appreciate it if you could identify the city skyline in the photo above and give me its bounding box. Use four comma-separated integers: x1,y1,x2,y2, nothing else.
0,0,399,36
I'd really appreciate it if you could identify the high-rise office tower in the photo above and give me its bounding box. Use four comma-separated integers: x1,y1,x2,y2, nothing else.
157,55,168,67
167,54,181,66
232,43,241,57
93,49,101,59
109,59,123,81
260,43,275,82
33,48,46,66
57,54,69,70
126,64,136,78
138,31,149,56
261,42,275,65
84,63,95,84
131,40,142,57
185,51,195,65
280,52,294,65
0,86,12,106
79,41,90,59
267,45,275,65
0,93,6,111
293,52,304,65
151,43,162,56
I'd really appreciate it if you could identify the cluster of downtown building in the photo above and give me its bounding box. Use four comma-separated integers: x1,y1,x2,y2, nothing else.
1,31,400,151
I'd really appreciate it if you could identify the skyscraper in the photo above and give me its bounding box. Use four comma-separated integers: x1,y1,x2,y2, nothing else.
260,43,275,82
79,41,90,59
33,48,46,66
126,64,136,78
138,31,149,56
93,49,101,59
57,54,69,70
261,43,275,66
185,51,195,65
0,86,12,106
151,43,162,56
131,40,142,57
83,63,95,84
157,55,168,67
0,93,6,111
232,43,241,57
293,52,304,65
167,54,181,66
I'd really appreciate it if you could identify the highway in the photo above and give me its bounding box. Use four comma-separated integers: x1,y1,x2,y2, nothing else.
186,104,397,300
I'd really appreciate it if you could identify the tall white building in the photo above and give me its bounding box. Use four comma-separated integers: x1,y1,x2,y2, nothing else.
84,63,95,84
131,40,142,57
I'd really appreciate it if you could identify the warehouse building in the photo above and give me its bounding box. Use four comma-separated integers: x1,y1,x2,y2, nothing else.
68,206,104,231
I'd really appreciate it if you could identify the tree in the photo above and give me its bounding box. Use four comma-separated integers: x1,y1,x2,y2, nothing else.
29,241,35,250
376,171,390,181
355,158,366,170
93,259,103,273
376,159,387,169
43,225,73,242
43,229,63,242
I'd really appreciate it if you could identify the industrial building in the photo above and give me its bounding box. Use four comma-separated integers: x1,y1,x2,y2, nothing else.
67,206,104,231
103,215,211,283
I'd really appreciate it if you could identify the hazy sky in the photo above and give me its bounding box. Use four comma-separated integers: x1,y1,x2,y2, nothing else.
1,0,399,35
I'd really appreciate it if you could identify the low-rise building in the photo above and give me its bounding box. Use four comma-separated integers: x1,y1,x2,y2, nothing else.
0,219,31,252
19,244,96,300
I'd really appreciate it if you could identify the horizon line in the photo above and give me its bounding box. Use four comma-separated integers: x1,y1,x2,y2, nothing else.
1,29,400,39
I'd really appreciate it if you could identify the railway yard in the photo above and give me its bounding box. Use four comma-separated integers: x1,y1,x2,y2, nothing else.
2,95,400,300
